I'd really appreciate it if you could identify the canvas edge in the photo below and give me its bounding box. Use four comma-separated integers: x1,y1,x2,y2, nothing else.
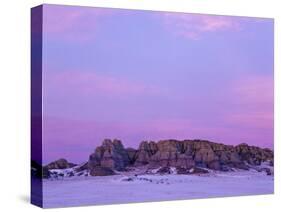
31,4,44,208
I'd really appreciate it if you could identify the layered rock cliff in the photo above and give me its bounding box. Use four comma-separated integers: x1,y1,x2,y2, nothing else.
87,139,273,176
38,139,273,178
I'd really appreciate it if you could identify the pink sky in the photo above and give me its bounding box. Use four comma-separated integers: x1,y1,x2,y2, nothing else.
40,5,274,163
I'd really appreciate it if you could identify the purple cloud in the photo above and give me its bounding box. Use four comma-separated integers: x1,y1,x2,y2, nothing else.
160,13,241,39
43,5,113,42
45,70,164,98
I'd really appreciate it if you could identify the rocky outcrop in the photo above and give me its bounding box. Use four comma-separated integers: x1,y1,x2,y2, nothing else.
88,139,130,176
132,139,272,172
75,139,273,177
87,139,273,174
193,140,220,169
134,141,158,165
131,139,272,172
44,158,77,170
235,143,273,166
149,140,195,169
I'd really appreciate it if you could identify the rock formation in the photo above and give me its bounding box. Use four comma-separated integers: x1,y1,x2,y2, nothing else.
88,139,130,175
44,158,77,170
43,139,274,177
87,139,273,176
134,141,158,166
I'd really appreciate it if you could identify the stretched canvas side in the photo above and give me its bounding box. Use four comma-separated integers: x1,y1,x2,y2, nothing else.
31,5,43,208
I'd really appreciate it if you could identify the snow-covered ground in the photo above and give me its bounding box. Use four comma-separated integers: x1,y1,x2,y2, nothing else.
42,168,273,208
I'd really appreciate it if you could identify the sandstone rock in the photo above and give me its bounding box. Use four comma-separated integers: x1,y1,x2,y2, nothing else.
229,152,241,163
235,143,273,166
194,142,218,164
219,151,229,164
183,140,194,152
87,139,273,174
134,151,150,165
134,141,158,165
176,154,195,169
149,151,172,167
207,160,221,170
88,139,130,171
156,140,183,152
148,140,184,168
90,166,115,176
44,158,76,170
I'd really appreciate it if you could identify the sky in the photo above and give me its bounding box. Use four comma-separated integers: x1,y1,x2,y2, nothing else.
41,4,274,164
